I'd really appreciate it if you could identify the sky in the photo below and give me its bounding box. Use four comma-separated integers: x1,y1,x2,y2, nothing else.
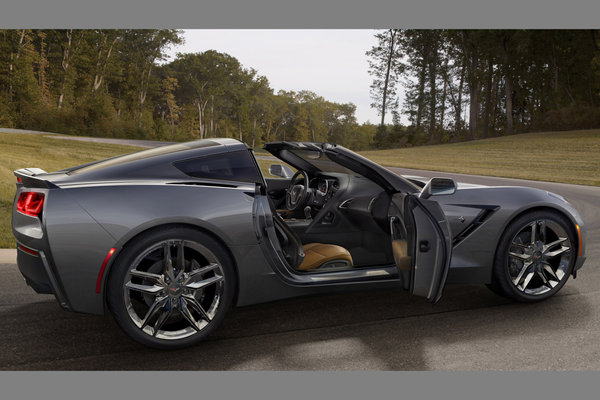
165,29,385,125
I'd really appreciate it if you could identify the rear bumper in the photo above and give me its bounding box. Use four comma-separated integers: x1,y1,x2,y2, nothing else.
16,244,71,311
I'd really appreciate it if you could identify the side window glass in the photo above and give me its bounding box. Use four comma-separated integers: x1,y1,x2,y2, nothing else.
174,151,261,183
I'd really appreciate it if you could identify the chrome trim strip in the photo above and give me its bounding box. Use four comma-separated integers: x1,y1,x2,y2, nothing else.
300,266,397,284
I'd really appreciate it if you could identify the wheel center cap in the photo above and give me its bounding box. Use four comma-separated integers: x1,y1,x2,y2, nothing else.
532,251,543,261
167,283,182,297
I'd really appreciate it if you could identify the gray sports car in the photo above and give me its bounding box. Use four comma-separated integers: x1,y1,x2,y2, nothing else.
12,139,587,349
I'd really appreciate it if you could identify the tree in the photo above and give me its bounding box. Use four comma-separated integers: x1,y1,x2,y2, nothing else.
91,30,122,95
120,29,182,131
367,29,403,130
56,29,85,109
161,76,179,140
401,30,444,138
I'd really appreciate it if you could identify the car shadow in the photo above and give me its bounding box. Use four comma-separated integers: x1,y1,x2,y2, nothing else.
0,283,593,370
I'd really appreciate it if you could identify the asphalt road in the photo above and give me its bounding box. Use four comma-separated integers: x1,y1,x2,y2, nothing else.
0,127,173,148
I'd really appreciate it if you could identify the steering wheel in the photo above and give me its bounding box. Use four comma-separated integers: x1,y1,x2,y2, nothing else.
286,170,310,211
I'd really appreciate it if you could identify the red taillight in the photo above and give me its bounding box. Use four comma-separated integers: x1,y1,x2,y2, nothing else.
17,192,45,217
16,177,23,183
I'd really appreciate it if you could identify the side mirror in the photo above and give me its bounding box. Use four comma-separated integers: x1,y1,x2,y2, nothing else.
420,177,457,199
269,164,294,179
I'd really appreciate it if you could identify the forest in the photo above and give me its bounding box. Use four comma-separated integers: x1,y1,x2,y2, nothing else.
369,30,600,147
1,29,599,150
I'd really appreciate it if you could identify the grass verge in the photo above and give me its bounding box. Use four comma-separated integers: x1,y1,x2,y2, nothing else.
0,133,146,248
360,129,600,186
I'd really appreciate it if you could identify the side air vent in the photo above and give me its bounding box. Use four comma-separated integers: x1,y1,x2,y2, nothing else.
452,207,498,246
367,197,377,211
338,198,353,209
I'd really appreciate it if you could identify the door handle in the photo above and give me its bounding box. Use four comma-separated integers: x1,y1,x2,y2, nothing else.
419,240,430,252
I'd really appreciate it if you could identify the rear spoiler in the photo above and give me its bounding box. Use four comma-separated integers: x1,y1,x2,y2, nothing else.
14,168,59,189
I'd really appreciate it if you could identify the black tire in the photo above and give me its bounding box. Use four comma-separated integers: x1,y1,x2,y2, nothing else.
489,210,576,302
107,226,236,349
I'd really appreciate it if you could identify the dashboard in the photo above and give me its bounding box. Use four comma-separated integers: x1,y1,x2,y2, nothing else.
309,176,340,208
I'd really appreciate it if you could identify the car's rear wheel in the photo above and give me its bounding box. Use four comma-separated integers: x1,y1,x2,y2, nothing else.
107,226,235,349
490,210,576,302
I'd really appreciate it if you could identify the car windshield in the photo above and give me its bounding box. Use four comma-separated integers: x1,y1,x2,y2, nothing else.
288,148,357,175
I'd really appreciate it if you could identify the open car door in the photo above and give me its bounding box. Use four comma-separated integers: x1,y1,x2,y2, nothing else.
390,193,452,303
265,141,453,301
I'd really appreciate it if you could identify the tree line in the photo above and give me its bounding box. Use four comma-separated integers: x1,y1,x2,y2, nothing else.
368,29,600,148
0,29,375,150
4,29,598,152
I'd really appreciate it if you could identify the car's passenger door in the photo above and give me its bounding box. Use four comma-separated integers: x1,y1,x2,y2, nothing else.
390,193,452,303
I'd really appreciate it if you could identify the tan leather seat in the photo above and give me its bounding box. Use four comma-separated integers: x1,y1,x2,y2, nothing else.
392,239,411,271
298,243,354,271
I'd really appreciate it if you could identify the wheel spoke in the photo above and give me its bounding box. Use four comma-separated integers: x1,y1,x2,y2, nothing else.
545,246,570,258
163,243,175,281
512,261,532,286
176,241,185,272
182,294,211,322
125,281,163,295
537,271,553,289
509,251,530,261
140,296,169,329
130,269,162,284
510,242,530,251
179,299,201,331
530,221,538,244
185,275,223,290
543,263,560,281
187,262,220,281
152,303,172,336
544,237,568,251
521,271,535,290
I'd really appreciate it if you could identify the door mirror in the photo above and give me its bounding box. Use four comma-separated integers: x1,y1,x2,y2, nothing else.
420,177,457,199
269,164,294,179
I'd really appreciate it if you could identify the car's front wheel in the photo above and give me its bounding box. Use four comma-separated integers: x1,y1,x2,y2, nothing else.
490,210,576,302
107,226,235,349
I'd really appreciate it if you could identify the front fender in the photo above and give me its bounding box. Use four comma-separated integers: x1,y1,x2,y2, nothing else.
437,186,586,283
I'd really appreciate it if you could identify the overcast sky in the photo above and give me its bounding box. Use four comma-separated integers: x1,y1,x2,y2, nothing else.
165,29,385,124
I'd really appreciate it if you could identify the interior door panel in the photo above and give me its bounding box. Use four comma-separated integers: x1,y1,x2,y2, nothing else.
391,194,452,303
265,177,291,209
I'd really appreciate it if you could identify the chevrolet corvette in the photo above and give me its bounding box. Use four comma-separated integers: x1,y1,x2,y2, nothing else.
12,139,587,348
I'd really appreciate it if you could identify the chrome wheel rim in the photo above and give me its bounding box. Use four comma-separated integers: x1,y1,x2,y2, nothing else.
507,219,572,296
123,239,225,340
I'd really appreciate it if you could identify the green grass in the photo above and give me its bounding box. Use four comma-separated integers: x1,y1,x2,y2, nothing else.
0,133,146,248
360,129,600,187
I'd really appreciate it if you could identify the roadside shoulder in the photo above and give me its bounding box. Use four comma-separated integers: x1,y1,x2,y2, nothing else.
0,249,16,264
